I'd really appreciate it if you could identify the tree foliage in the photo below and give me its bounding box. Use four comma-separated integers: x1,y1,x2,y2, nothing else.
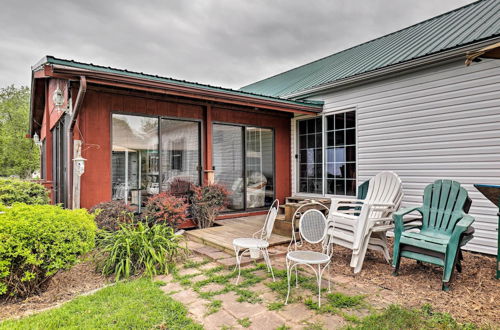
0,85,39,178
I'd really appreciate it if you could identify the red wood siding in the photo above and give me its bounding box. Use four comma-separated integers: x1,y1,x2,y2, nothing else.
73,88,291,211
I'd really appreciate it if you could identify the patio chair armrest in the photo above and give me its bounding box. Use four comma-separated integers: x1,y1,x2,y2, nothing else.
393,206,423,237
330,198,365,213
451,215,475,241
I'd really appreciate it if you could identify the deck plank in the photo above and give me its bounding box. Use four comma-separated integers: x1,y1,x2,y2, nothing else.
185,215,290,255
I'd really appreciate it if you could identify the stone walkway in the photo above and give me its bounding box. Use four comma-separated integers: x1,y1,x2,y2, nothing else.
155,247,391,330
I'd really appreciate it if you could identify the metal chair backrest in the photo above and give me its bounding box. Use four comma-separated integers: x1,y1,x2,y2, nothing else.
299,209,327,244
260,199,280,241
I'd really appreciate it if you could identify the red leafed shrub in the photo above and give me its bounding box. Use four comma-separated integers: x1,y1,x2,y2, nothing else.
190,183,229,229
89,200,135,232
142,192,188,228
168,178,194,199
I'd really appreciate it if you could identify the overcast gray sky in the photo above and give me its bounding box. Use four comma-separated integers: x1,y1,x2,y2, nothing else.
0,0,475,89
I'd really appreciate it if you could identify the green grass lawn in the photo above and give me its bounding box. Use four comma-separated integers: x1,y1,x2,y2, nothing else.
347,304,476,330
0,278,202,330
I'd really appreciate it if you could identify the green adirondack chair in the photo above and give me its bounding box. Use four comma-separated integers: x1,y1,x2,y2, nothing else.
392,180,475,290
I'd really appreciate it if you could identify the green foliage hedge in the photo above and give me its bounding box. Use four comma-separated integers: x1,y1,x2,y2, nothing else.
0,178,50,206
0,204,96,297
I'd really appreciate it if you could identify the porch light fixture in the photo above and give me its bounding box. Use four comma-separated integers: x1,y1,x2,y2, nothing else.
33,133,42,147
52,83,66,112
73,156,87,176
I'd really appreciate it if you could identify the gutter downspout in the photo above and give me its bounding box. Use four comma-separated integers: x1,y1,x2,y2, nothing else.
66,76,87,208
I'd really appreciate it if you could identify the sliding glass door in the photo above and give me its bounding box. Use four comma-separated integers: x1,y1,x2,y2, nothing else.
246,127,274,208
160,119,201,190
213,125,244,210
112,114,159,211
213,124,274,211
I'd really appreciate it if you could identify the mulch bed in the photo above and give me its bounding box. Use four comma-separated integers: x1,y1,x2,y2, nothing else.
0,260,108,321
302,239,499,327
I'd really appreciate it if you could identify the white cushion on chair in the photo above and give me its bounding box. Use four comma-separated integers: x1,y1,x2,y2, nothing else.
233,238,269,249
287,250,330,264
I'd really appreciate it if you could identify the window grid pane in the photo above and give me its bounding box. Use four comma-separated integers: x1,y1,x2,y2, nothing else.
324,111,356,196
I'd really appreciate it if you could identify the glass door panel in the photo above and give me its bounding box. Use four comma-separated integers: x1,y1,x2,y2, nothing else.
246,127,273,208
160,119,201,191
112,114,158,212
298,117,322,194
213,124,244,210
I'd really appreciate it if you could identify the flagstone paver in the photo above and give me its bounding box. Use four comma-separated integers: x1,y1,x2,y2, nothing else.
186,299,209,323
159,241,388,329
171,289,199,305
178,267,202,276
247,311,287,330
199,283,226,293
277,303,317,323
202,309,239,330
158,281,183,294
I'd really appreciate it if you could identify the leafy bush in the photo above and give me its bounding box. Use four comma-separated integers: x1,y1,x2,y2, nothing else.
97,222,185,280
142,192,188,227
89,200,135,232
190,183,228,229
168,178,194,199
0,204,96,297
0,178,50,206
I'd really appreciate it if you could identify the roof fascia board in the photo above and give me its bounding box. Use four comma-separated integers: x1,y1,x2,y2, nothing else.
48,65,322,114
286,37,500,99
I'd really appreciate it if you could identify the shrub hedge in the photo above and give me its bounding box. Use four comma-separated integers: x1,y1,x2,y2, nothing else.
89,200,135,232
0,178,50,206
0,204,96,297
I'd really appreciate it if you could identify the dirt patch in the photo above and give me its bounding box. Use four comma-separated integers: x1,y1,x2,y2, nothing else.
0,260,108,321
299,239,500,327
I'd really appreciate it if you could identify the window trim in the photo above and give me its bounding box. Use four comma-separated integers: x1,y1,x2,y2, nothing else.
295,107,358,198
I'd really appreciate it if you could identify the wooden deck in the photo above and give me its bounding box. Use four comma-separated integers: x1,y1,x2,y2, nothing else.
185,215,291,255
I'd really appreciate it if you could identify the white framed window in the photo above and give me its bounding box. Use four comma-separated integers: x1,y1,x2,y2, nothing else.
296,109,356,196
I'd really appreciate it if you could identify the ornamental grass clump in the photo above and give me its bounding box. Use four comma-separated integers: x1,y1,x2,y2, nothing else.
142,192,188,228
0,178,50,206
97,222,185,281
190,183,229,229
0,204,96,297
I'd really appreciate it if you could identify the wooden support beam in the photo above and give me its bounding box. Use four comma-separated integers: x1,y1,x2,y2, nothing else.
204,104,214,185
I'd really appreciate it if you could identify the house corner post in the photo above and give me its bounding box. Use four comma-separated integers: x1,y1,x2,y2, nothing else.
203,104,214,185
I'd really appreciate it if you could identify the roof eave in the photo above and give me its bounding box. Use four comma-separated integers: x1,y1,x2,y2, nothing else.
44,63,322,114
285,36,500,99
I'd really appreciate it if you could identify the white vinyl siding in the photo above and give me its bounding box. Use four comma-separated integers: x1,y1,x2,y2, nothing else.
292,57,500,255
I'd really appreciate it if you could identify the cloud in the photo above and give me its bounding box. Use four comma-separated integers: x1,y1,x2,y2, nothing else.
0,0,475,88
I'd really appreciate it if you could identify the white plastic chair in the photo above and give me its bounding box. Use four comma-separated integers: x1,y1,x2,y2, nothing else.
285,202,332,307
233,199,279,284
327,171,403,273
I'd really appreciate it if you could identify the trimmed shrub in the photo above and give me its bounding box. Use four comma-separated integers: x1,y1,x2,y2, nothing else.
142,192,188,227
0,204,96,297
89,200,135,232
167,178,194,199
190,183,229,229
97,222,184,280
0,178,50,206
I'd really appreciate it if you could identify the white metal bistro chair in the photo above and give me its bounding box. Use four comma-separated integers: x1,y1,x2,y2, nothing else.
233,199,279,284
285,202,332,307
327,171,403,273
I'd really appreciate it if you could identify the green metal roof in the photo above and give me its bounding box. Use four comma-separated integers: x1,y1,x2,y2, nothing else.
241,0,500,97
34,56,323,109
